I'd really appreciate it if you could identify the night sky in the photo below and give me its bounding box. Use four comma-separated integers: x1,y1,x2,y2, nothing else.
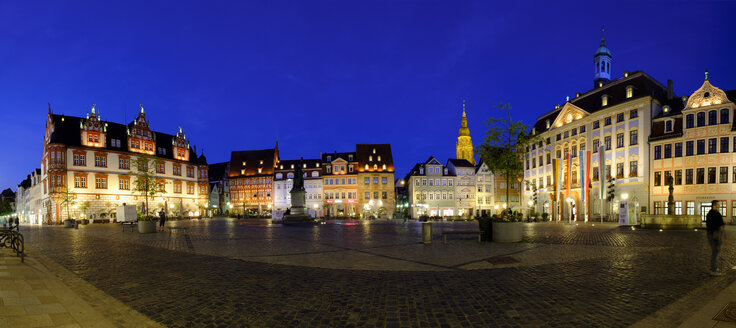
1,1,735,190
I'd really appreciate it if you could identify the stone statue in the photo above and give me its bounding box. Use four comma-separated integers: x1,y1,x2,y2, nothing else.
283,158,314,224
291,159,305,192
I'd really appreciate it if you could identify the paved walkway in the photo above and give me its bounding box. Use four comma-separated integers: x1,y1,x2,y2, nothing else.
8,218,736,327
0,245,161,328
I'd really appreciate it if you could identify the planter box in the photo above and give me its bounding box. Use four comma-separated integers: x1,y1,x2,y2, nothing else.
138,220,156,233
63,220,74,228
492,222,523,242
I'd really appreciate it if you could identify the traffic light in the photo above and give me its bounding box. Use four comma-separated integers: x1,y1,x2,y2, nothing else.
607,179,615,202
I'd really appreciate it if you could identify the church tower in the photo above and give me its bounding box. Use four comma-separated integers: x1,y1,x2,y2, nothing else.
594,27,612,88
456,101,475,165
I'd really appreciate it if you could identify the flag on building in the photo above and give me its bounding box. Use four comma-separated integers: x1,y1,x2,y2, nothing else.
566,153,571,199
599,145,605,199
552,158,559,202
579,150,586,204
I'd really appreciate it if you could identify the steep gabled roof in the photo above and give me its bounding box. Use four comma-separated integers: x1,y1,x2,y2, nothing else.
47,113,202,164
228,148,278,178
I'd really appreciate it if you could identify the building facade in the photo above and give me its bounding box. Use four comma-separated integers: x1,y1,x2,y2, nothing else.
522,35,676,221
475,161,495,216
356,144,395,219
447,159,476,217
321,151,359,217
15,169,43,224
649,75,736,221
227,146,278,216
38,105,208,224
274,159,323,218
406,157,456,218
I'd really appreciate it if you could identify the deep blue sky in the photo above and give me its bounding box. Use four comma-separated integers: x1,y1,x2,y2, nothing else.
2,1,735,190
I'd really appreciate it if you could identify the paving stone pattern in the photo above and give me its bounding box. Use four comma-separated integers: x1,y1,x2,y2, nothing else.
21,220,736,327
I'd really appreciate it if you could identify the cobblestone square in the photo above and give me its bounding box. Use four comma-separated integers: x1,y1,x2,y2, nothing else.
19,219,736,327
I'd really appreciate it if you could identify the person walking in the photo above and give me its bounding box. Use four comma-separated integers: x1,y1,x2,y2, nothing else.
706,200,725,276
158,209,167,232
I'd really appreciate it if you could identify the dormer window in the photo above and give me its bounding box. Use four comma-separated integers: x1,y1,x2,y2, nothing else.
326,166,331,173
663,106,670,114
290,164,294,169
348,155,353,161
242,161,246,166
364,164,369,170
372,148,376,154
287,173,294,179
665,120,673,132
601,95,608,107
303,163,307,168
240,169,245,175
626,86,633,98
259,160,264,165
377,155,381,161
382,164,386,170
258,168,262,174
327,156,331,161
419,167,424,174
546,120,550,129
373,164,377,170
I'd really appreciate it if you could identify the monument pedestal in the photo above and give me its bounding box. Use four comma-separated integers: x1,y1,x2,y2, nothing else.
283,189,315,224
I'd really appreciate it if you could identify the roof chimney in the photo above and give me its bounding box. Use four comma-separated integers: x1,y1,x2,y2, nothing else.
667,80,674,100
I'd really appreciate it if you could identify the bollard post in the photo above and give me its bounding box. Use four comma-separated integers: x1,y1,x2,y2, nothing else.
422,222,432,244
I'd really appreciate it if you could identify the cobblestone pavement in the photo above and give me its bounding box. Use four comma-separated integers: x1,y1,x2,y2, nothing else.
19,219,736,327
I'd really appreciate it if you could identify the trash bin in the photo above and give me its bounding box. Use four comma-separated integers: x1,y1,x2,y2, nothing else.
422,222,432,244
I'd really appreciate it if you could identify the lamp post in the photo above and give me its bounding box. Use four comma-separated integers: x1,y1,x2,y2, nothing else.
528,200,534,219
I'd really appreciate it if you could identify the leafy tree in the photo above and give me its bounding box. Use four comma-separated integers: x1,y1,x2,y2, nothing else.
476,104,538,211
129,155,167,219
0,199,13,216
78,201,90,219
54,186,77,221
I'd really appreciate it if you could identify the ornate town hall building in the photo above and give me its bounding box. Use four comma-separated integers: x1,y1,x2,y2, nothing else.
39,105,208,224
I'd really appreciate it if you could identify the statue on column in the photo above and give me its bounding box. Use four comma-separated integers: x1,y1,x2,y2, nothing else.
283,158,314,224
667,176,675,215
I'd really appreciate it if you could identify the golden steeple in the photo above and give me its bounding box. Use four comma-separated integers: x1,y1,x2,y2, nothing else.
456,100,475,165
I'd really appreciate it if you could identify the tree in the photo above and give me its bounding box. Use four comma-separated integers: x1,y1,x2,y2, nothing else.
129,154,167,218
55,186,77,221
476,104,538,212
78,201,90,219
0,199,13,216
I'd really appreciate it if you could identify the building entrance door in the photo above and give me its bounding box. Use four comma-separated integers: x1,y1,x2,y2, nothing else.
700,204,711,222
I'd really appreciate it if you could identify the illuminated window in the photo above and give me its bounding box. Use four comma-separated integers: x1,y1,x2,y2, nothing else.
626,86,633,98
601,95,608,107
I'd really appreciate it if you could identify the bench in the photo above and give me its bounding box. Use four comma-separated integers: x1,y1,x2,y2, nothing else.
121,222,136,232
0,228,24,262
167,227,188,236
441,231,482,244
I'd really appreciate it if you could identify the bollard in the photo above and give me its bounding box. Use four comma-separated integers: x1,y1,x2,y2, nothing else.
422,222,432,244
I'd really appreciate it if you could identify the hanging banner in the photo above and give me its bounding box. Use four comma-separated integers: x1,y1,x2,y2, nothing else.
599,145,605,199
566,153,571,199
585,150,591,207
579,150,586,204
552,159,559,202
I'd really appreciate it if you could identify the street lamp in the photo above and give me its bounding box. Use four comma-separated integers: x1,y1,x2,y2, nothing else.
621,193,629,200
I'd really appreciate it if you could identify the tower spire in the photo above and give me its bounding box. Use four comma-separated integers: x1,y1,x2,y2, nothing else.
456,101,475,165
594,27,612,88
705,69,709,81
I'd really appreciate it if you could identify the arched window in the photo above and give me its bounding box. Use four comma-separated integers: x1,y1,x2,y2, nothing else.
287,173,294,179
311,171,318,177
276,173,282,179
369,155,372,161
697,112,706,127
382,164,386,170
709,110,718,125
721,108,729,124
365,164,369,170
373,164,377,170
686,114,694,128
